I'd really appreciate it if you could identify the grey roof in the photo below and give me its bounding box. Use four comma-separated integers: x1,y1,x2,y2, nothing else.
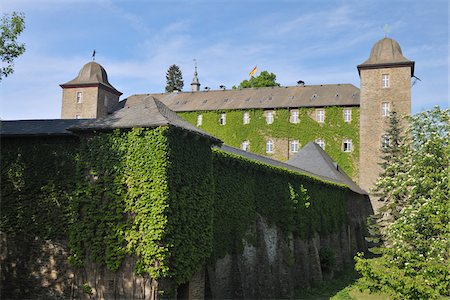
69,96,222,144
116,84,360,113
219,144,367,195
60,61,122,95
0,119,85,137
358,37,414,76
286,142,367,194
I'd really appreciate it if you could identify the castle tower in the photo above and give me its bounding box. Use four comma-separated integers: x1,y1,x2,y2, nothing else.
191,61,201,92
60,61,122,119
358,37,414,194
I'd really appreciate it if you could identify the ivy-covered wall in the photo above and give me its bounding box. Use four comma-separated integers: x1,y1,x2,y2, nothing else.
179,106,360,178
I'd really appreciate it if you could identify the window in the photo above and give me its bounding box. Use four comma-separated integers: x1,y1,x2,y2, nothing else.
382,102,390,117
381,134,391,149
197,114,203,126
219,113,226,125
243,112,250,124
104,95,109,107
343,139,352,152
290,140,299,153
343,108,352,123
76,92,83,103
316,109,325,123
290,110,299,124
266,111,274,124
266,139,274,153
315,138,325,150
241,140,250,151
382,74,389,88
75,114,81,119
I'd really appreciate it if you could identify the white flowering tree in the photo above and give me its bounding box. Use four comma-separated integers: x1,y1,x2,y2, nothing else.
355,106,450,299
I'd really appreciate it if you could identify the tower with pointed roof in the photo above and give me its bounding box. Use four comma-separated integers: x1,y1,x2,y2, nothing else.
191,61,201,92
357,37,414,194
60,61,122,119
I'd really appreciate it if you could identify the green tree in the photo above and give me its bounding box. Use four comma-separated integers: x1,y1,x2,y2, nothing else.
356,107,450,299
1,12,26,81
234,70,280,89
165,64,183,92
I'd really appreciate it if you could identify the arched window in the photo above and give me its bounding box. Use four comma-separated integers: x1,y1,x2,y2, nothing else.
266,139,274,153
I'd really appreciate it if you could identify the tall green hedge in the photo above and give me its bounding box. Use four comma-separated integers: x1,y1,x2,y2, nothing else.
179,106,359,178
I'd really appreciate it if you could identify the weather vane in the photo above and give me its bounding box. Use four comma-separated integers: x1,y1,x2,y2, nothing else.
92,49,96,61
383,24,390,37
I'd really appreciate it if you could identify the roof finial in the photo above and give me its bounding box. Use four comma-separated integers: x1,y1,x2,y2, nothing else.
191,59,200,92
383,24,390,38
92,49,96,61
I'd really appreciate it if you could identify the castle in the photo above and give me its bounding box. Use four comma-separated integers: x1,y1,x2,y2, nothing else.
60,36,414,194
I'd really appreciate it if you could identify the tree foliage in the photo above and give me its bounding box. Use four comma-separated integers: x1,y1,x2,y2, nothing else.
165,64,183,92
356,106,450,299
0,12,26,81
234,70,280,89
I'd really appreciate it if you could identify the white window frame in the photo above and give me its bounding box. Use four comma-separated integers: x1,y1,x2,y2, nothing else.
290,110,299,124
343,139,352,152
266,111,274,125
266,139,274,153
76,91,83,104
290,140,299,153
241,140,250,151
382,74,390,88
316,109,325,123
343,108,351,123
243,112,250,124
220,113,226,125
381,134,391,149
382,102,390,117
75,114,81,119
197,114,203,126
315,138,325,150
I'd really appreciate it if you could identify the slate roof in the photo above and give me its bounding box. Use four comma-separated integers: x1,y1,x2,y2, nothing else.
219,144,367,195
69,96,222,144
286,142,367,194
0,119,85,137
116,84,360,113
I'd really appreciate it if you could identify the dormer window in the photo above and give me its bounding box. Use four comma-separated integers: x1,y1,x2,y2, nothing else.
219,113,226,125
197,114,203,126
382,74,390,88
310,94,317,101
76,92,83,103
243,112,250,124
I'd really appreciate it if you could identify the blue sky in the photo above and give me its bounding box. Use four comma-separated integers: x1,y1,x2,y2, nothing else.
1,0,448,120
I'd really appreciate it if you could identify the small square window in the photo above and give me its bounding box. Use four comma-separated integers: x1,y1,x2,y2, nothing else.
197,114,203,126
290,110,299,124
315,138,325,150
343,108,351,123
219,113,226,125
266,139,274,153
76,92,83,103
241,140,250,151
343,139,352,152
316,109,325,123
243,112,250,124
382,102,390,117
290,140,299,153
266,111,274,124
382,74,390,88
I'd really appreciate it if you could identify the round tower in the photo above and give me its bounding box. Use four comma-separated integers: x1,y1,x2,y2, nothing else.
357,37,414,195
60,61,122,119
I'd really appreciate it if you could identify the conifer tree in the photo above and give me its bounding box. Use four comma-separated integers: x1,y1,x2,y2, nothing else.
165,64,184,92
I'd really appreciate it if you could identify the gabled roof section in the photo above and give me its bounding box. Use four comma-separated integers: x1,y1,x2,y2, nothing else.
69,96,221,144
286,142,367,194
1,119,85,137
116,84,360,113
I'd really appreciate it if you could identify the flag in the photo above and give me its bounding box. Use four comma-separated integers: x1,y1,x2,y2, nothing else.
249,66,257,77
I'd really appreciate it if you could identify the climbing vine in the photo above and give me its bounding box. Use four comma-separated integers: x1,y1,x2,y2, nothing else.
179,106,359,178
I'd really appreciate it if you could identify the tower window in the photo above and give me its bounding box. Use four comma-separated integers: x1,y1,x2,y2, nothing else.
243,112,250,124
316,109,325,123
241,140,250,151
382,102,390,117
290,140,299,153
219,113,226,125
76,92,83,103
290,110,299,124
343,139,352,152
382,74,390,88
197,114,203,126
266,139,274,153
381,134,391,149
266,111,274,124
104,95,109,107
343,108,351,123
315,138,325,150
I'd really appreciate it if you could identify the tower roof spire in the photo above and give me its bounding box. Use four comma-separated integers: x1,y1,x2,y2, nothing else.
191,59,201,91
